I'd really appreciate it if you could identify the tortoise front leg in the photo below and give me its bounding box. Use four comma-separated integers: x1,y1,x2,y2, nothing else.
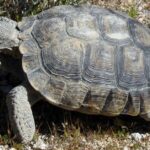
6,85,35,143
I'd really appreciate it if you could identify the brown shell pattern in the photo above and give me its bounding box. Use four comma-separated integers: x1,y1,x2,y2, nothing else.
19,5,150,116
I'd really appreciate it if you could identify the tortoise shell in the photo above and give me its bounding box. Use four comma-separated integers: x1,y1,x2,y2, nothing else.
19,5,150,116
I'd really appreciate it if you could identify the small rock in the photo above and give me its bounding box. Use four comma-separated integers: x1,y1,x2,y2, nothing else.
0,145,5,150
24,145,32,150
4,145,9,149
81,137,86,143
141,133,150,139
9,148,16,150
131,133,142,142
123,146,129,150
33,136,49,150
127,135,132,139
138,17,144,22
138,6,143,11
57,148,63,150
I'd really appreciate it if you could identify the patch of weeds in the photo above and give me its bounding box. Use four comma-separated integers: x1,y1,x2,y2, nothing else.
91,126,102,140
105,144,119,150
0,134,23,149
0,0,88,20
143,0,149,2
132,142,143,149
55,0,87,5
0,134,10,145
115,129,128,139
12,143,23,150
32,131,41,142
58,121,84,150
62,121,81,139
128,5,138,18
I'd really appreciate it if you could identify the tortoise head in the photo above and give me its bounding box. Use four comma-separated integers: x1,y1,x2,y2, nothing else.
0,17,20,51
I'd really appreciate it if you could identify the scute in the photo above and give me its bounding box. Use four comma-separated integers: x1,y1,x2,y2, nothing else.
140,89,150,115
102,88,127,116
18,16,37,32
83,41,115,84
129,21,150,48
117,45,146,90
144,51,150,82
82,85,110,114
22,55,40,74
66,13,99,40
28,68,49,91
41,38,85,80
101,14,130,43
61,82,89,109
32,17,66,49
20,39,38,55
42,77,65,105
122,91,140,116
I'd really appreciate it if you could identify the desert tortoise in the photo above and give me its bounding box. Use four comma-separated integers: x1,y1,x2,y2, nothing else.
0,5,150,143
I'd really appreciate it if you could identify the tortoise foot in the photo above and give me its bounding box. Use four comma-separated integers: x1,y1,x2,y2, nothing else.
6,85,35,143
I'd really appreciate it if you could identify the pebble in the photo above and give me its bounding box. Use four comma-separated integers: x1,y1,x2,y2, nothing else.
131,133,142,142
33,136,49,150
0,145,5,150
0,145,17,150
24,145,32,150
123,146,129,150
81,137,86,143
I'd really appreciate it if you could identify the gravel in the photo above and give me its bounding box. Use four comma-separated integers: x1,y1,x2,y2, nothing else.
32,136,49,150
131,133,143,142
1,133,150,149
91,0,150,26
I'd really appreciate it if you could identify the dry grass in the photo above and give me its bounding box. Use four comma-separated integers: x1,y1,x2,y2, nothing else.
1,100,150,149
0,0,150,21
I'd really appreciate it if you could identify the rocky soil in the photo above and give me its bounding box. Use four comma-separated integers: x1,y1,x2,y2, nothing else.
1,102,150,150
2,132,150,150
91,0,150,26
1,99,150,150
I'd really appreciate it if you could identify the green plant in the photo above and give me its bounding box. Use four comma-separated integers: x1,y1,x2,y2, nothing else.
128,5,138,18
0,0,87,21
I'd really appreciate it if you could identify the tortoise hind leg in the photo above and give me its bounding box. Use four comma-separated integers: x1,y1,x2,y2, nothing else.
6,85,35,143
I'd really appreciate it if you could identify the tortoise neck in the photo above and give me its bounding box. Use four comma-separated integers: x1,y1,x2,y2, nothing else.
0,17,19,50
